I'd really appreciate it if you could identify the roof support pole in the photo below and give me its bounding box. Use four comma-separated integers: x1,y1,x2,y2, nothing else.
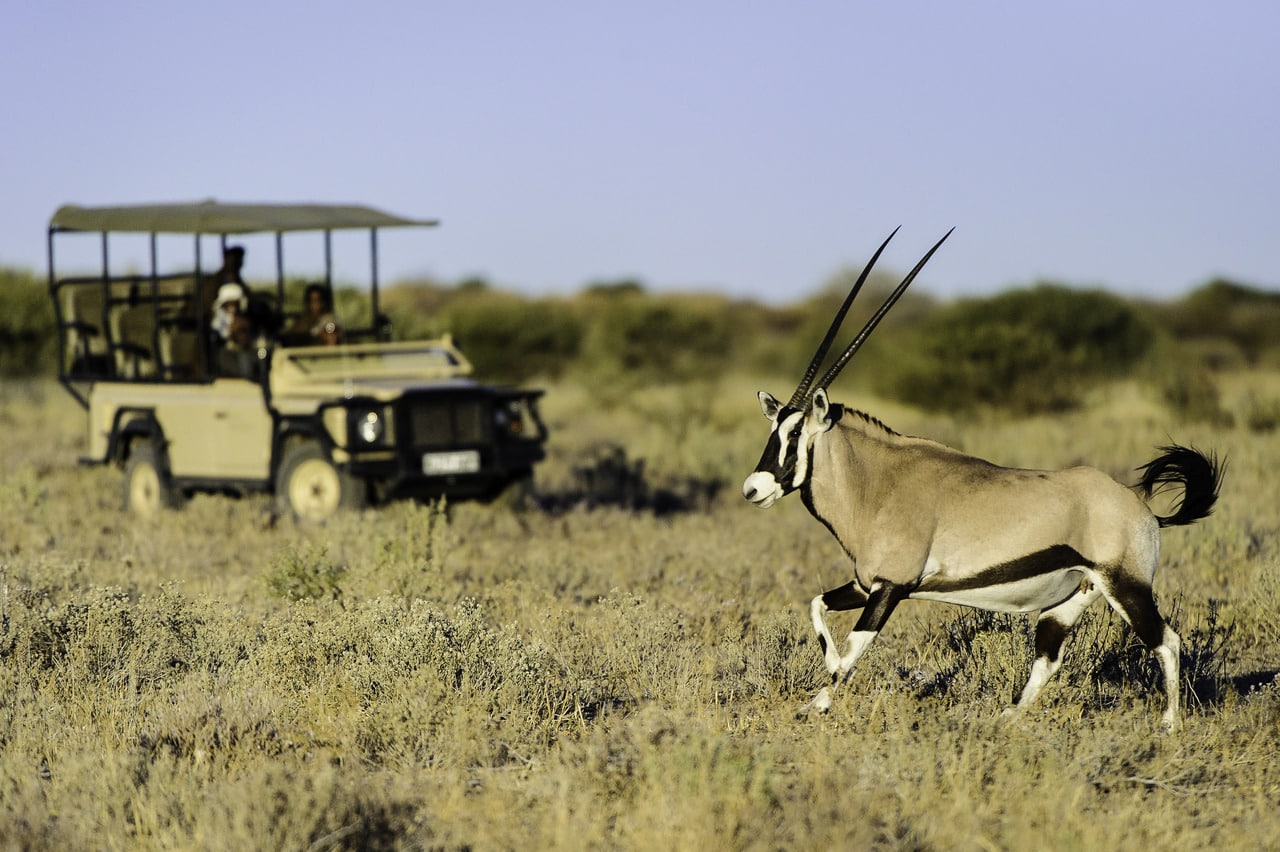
370,228,383,339
99,232,111,367
195,234,210,379
275,231,285,307
324,230,332,289
150,232,161,377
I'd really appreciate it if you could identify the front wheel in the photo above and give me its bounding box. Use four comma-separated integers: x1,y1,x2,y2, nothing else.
123,440,182,519
275,440,367,523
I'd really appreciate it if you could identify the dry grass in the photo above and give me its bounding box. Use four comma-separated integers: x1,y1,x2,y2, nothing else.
1,374,1278,851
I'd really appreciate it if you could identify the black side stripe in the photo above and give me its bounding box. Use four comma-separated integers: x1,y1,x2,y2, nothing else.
926,544,1093,593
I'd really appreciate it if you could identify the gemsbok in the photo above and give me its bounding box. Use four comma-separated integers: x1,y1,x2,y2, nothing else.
742,228,1222,730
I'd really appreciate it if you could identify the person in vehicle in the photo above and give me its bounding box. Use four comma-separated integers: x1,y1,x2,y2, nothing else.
200,245,246,315
210,283,260,377
280,283,342,346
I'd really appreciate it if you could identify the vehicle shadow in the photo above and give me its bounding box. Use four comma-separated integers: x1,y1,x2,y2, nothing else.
534,443,723,516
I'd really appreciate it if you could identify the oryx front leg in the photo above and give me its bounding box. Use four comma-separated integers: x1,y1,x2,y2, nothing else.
809,579,870,675
803,594,847,716
810,595,843,677
803,582,905,716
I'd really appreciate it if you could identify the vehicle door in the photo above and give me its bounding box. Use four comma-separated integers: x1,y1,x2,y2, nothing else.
163,380,273,481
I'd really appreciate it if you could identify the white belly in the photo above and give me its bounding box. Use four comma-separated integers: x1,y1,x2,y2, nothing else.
911,569,1086,613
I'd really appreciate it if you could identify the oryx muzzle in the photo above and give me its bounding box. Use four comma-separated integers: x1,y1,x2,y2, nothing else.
743,229,1223,731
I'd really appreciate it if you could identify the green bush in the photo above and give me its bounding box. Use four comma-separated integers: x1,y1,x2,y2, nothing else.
878,285,1155,414
379,281,584,383
380,280,749,387
265,543,346,601
379,279,455,341
758,271,937,390
1157,280,1280,365
1160,368,1235,427
1243,394,1280,433
0,268,56,377
575,290,734,391
442,292,582,383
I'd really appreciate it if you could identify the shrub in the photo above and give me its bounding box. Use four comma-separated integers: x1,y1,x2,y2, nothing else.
1243,394,1280,433
575,290,733,394
878,285,1155,414
1157,279,1280,365
265,543,346,601
441,292,582,383
1161,369,1235,427
757,272,936,388
0,268,56,377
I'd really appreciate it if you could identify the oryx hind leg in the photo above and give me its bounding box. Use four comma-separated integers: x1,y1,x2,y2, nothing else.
1009,580,1102,716
1098,574,1183,731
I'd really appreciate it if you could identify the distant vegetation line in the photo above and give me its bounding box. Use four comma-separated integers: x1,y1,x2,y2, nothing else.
6,265,1280,416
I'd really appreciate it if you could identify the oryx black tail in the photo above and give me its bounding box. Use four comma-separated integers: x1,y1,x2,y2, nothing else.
1136,445,1224,528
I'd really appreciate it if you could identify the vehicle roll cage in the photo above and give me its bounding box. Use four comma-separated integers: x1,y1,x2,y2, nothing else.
47,201,439,407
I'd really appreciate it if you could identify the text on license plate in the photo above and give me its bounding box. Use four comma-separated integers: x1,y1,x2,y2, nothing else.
423,450,481,475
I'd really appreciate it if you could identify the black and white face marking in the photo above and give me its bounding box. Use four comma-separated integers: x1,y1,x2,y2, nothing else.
742,389,833,508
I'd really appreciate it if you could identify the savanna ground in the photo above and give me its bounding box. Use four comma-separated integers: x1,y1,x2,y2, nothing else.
1,371,1278,850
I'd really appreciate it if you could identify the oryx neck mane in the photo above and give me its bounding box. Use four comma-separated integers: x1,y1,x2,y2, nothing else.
814,406,971,490
833,406,899,439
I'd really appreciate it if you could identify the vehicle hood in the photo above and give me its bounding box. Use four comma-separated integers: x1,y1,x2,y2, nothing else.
269,338,477,400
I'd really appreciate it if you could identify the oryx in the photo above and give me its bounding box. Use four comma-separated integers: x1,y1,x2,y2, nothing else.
742,229,1222,730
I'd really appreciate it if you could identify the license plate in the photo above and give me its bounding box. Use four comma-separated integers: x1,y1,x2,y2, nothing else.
422,450,481,475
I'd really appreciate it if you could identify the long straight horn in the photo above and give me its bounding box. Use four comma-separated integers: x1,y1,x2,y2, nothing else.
786,226,901,408
813,227,954,394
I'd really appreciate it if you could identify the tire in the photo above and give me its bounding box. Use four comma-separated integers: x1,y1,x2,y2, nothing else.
275,440,367,523
122,440,182,519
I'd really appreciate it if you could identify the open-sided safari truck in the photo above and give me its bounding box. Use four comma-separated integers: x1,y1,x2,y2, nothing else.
47,201,547,522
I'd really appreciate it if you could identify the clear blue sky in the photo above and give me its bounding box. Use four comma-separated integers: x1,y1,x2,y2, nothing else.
4,1,1276,303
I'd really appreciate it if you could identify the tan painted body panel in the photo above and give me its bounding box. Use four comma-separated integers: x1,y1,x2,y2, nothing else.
89,379,273,480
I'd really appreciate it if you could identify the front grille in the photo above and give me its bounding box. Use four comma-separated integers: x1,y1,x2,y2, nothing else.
405,397,490,447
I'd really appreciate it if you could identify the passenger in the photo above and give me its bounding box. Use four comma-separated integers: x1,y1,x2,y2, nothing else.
210,283,259,378
200,245,247,315
281,283,342,346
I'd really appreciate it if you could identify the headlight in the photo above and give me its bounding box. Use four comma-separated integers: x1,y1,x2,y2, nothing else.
353,409,384,445
495,401,524,435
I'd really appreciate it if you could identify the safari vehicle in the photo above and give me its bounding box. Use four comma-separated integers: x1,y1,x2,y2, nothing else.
47,201,547,522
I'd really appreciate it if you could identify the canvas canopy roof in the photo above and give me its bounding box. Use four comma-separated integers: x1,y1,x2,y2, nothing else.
49,201,438,235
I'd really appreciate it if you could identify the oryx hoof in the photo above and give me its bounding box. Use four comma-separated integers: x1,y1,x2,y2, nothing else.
797,686,834,719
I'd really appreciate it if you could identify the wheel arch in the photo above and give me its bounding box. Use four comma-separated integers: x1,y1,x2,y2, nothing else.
273,425,369,522
119,419,184,516
108,408,169,468
270,415,333,483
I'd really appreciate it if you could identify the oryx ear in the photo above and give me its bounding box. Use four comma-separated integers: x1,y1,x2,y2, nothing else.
758,391,781,421
811,388,830,422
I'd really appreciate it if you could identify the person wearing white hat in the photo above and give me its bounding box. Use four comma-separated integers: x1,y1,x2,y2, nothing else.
209,282,261,378
210,283,249,344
